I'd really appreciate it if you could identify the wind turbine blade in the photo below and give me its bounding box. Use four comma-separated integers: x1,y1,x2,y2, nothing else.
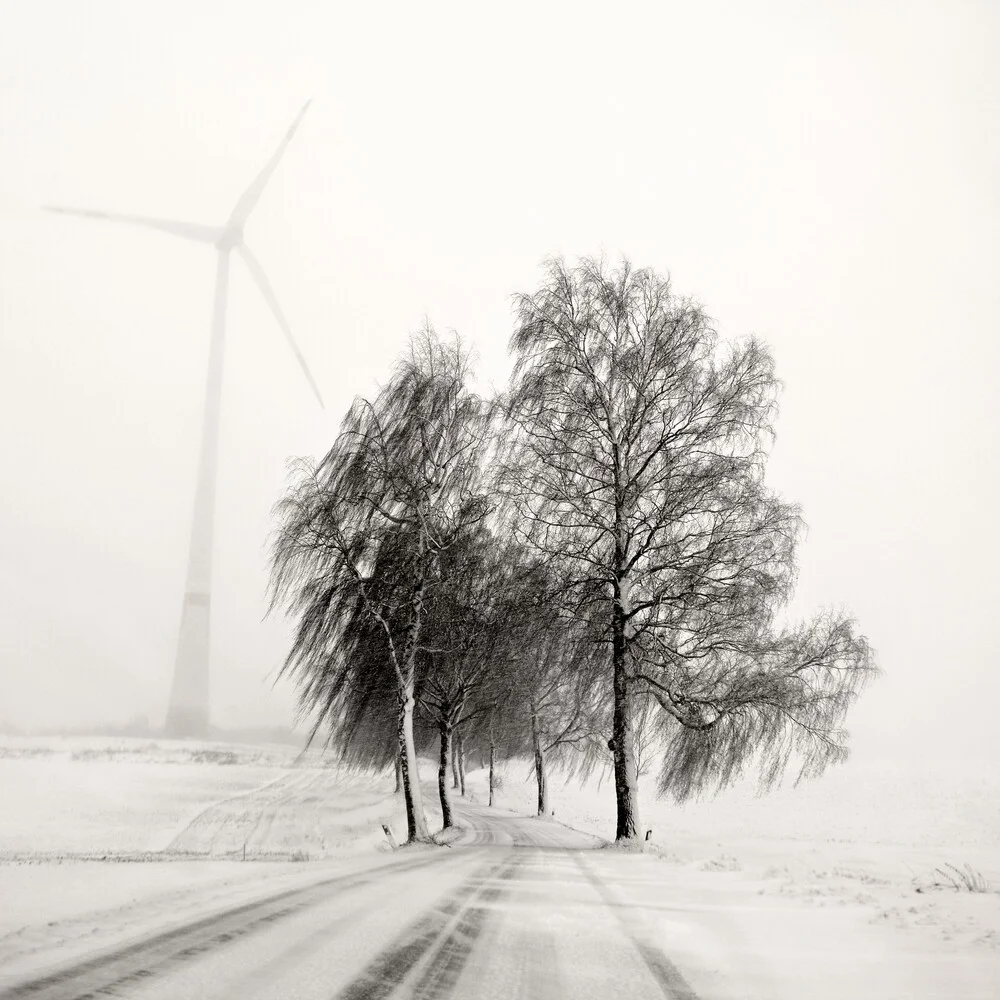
238,244,324,408
227,101,312,228
43,206,223,244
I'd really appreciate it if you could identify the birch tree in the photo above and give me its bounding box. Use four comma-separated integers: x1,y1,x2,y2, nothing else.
504,258,876,842
487,558,608,817
416,526,508,828
269,329,491,843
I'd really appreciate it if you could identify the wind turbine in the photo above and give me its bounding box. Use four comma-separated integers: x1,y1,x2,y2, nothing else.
45,102,322,738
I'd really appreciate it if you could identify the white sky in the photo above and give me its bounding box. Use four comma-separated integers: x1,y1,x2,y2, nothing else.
1,1,997,766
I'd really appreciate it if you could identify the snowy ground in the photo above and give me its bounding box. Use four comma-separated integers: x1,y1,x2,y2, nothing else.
482,752,1000,973
1,735,998,996
0,737,293,855
0,735,433,981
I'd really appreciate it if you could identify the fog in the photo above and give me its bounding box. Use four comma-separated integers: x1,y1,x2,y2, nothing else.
1,2,997,766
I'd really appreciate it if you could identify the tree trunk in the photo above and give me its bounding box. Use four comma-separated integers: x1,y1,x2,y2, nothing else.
395,567,431,843
437,721,454,829
457,732,466,797
611,573,641,843
488,740,497,807
397,681,430,843
451,737,460,790
394,754,402,794
531,707,549,816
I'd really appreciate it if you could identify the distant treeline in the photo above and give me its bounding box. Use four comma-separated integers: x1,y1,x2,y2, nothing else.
4,717,304,747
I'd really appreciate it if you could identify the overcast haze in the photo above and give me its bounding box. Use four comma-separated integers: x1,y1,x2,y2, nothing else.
1,2,997,767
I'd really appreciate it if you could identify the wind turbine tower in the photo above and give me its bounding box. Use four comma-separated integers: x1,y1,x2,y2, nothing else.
46,104,323,738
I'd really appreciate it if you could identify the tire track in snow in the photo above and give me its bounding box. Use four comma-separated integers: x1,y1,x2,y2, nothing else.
572,854,701,1000
332,854,521,1000
506,914,562,1000
168,770,312,854
168,769,386,856
452,802,600,851
0,851,461,1000
148,770,292,852
242,770,324,851
409,857,523,1000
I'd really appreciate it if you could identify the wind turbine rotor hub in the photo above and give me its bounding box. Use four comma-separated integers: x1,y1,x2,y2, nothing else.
216,225,244,251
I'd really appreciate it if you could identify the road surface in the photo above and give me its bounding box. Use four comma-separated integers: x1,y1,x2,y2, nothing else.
0,800,993,1000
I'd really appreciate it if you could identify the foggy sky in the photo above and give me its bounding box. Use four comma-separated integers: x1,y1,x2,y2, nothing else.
2,1,997,767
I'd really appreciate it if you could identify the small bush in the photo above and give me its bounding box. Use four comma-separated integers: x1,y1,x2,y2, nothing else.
190,749,239,765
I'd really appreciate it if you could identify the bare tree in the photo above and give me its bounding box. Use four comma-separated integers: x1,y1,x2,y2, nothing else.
269,328,491,843
484,704,511,808
453,661,528,809
504,258,876,842
416,526,509,828
482,557,609,817
516,620,608,817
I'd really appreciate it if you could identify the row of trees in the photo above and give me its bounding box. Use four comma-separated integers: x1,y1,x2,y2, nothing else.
269,259,877,845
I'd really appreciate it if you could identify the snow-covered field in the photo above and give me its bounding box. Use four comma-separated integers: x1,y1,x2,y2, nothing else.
0,735,442,981
0,736,446,862
0,737,293,856
1,735,997,994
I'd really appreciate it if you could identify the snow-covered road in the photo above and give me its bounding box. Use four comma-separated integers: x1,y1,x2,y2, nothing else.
1,800,997,1000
